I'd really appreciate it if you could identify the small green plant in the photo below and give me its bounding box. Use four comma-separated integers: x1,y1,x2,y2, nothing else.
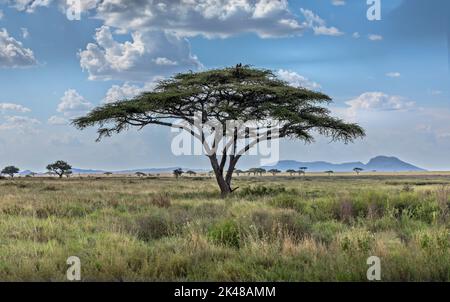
207,219,241,248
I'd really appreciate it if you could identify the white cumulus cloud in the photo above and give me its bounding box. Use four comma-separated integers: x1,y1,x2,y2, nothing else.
276,69,321,90
0,102,31,113
79,26,201,81
0,28,36,67
57,89,92,117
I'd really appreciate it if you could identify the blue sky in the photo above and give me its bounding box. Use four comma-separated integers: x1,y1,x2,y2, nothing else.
0,0,448,171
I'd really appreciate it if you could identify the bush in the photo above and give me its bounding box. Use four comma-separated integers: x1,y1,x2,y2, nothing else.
207,219,241,248
338,229,375,253
151,193,171,208
135,213,171,241
240,185,287,197
249,209,312,241
311,221,346,245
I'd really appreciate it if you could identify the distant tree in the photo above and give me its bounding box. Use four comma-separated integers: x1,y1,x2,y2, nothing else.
234,169,244,176
73,65,365,197
135,172,147,177
299,167,308,174
268,169,281,176
1,166,19,178
353,167,364,175
286,169,297,176
46,160,72,178
325,170,334,176
298,170,306,176
255,168,266,176
173,168,184,179
104,172,113,176
29,172,37,177
247,168,258,176
186,170,197,176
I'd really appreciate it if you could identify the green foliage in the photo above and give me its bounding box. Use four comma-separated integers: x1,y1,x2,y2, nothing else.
208,219,241,248
1,166,19,177
46,160,72,178
240,185,287,197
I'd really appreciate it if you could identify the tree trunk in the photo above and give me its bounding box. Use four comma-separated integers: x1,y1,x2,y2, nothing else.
208,155,232,197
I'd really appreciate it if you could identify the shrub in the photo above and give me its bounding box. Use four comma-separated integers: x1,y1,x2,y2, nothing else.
135,213,171,241
207,219,241,248
436,186,450,223
338,229,375,253
151,193,171,208
249,209,312,241
311,221,346,245
240,185,286,198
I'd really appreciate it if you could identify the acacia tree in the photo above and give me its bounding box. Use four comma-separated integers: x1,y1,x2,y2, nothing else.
46,160,72,178
73,66,364,197
186,170,197,176
234,169,244,176
325,170,334,176
173,168,184,179
353,167,364,175
268,169,281,176
1,166,19,178
286,169,297,176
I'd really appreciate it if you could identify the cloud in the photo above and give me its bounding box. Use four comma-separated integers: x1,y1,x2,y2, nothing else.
47,115,67,125
6,0,53,13
352,32,360,39
79,26,201,81
276,69,321,90
92,0,304,39
103,81,159,104
0,115,40,132
368,34,383,41
345,92,415,115
56,89,92,117
386,72,401,78
0,102,31,113
331,0,346,6
0,28,37,67
300,8,344,36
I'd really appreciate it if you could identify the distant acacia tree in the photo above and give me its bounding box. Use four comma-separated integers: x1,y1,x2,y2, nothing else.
299,167,308,174
268,169,281,176
353,167,364,175
186,170,197,176
173,168,184,179
247,168,258,176
104,172,113,176
325,170,334,176
46,161,72,178
250,168,266,176
1,166,19,178
234,169,244,176
286,169,297,176
73,65,364,197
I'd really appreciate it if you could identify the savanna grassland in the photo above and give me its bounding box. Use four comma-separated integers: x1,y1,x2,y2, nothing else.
0,173,449,281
